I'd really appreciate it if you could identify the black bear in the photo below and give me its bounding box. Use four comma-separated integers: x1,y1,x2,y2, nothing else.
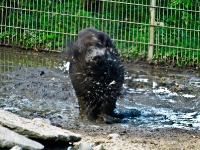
66,28,125,123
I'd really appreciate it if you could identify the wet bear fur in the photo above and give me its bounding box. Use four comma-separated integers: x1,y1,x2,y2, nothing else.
66,28,124,123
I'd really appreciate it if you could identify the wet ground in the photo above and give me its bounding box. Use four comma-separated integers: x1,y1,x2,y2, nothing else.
1,48,200,129
1,48,200,149
120,65,200,129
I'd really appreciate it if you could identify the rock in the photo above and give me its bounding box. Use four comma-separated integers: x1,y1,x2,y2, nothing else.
10,145,22,150
0,125,44,150
0,109,81,143
107,133,122,140
32,118,51,125
77,142,93,150
93,144,105,150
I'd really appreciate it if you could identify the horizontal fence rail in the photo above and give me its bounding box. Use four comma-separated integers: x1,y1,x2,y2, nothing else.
0,0,199,66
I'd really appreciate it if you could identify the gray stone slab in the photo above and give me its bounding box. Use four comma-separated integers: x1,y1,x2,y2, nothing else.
10,145,22,150
0,125,44,150
0,109,81,143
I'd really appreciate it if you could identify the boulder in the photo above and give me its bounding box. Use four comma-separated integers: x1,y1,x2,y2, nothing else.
10,146,22,150
0,109,81,143
32,118,51,125
0,125,44,150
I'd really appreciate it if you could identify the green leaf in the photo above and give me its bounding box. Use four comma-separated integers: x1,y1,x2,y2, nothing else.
47,34,55,39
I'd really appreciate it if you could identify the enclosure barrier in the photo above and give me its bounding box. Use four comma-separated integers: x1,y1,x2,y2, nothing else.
0,0,199,66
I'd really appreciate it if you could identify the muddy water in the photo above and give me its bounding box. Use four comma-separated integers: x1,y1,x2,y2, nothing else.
0,49,200,130
119,67,200,129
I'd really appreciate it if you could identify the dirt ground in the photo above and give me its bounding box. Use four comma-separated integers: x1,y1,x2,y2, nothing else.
1,47,200,150
74,126,200,150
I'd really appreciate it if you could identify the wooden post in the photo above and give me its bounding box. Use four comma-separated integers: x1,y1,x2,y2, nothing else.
148,0,156,61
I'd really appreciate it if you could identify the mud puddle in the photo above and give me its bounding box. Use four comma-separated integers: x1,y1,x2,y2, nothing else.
119,67,200,129
0,49,200,130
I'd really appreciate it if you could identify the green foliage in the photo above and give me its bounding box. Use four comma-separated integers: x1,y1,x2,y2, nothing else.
0,0,151,53
153,0,200,66
0,0,199,66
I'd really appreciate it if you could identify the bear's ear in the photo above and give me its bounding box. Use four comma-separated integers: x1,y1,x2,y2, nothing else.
97,32,113,48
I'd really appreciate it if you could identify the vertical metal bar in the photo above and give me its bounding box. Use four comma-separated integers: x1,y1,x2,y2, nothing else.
148,0,156,61
128,0,131,52
196,2,200,64
72,0,76,40
116,1,119,49
36,0,39,49
0,1,3,44
8,1,10,45
108,1,112,35
15,0,19,46
178,2,181,64
62,0,66,51
140,0,143,54
155,0,159,61
113,0,116,48
77,0,81,34
70,0,73,41
119,0,122,48
11,1,14,44
105,1,109,32
54,0,57,51
160,0,164,60
180,3,183,62
30,0,33,50
133,0,136,54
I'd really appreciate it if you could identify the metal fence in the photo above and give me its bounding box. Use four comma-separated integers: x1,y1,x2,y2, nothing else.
0,0,199,65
